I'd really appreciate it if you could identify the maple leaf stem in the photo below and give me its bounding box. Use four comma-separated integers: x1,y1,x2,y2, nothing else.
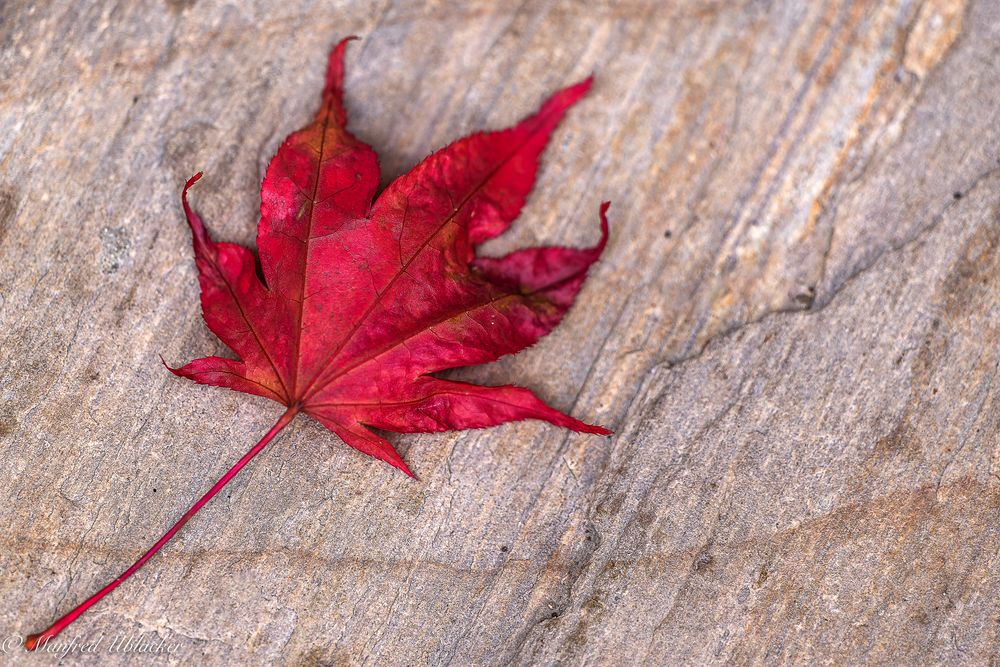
24,407,299,651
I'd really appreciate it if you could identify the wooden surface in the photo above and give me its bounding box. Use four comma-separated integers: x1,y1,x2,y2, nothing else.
2,1,999,664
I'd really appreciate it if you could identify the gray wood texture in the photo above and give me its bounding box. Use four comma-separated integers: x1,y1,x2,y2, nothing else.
2,1,999,664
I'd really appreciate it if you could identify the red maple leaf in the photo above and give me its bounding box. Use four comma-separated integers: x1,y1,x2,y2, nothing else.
26,37,609,649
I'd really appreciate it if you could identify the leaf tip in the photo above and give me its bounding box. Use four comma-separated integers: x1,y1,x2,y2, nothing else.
566,74,594,104
159,354,181,376
392,458,417,480
583,423,613,437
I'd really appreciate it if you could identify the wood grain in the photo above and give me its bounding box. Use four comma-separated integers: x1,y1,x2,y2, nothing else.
2,0,998,664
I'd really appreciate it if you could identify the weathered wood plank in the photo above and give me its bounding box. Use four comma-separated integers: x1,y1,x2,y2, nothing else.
1,0,997,664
